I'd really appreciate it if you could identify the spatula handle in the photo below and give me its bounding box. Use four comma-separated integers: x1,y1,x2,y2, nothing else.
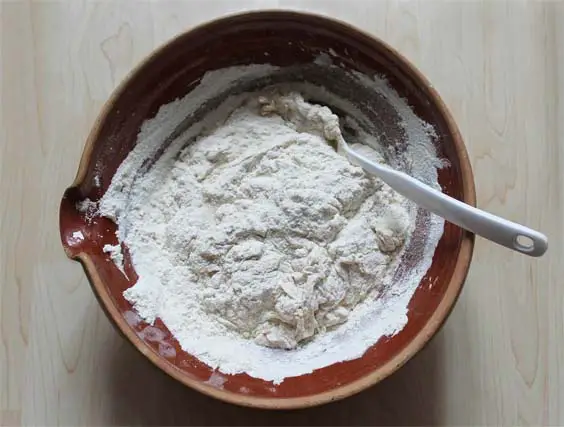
345,147,548,257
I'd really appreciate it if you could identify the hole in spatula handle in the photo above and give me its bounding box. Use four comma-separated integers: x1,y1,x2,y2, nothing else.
514,234,535,253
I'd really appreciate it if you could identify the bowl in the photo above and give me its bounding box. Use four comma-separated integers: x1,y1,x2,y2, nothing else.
59,10,475,409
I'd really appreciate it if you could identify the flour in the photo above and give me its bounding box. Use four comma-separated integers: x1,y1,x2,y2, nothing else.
76,198,98,223
68,231,84,245
98,60,444,384
103,244,126,277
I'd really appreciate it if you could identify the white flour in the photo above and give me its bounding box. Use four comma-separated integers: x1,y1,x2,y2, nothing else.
76,198,98,223
99,61,444,384
103,244,126,277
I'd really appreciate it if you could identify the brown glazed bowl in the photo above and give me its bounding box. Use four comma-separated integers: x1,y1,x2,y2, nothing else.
59,11,475,409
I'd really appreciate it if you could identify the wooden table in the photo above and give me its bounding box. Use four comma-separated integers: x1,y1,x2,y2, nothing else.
1,1,562,425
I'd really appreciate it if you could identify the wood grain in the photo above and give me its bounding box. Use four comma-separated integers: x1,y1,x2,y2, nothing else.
1,0,562,425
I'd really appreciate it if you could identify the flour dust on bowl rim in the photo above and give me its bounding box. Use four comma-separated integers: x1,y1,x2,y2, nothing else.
58,10,475,409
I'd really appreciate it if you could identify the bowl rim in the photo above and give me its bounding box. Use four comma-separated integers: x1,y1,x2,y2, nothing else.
62,9,476,409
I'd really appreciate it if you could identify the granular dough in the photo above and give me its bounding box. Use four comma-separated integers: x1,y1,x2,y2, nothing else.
101,91,412,350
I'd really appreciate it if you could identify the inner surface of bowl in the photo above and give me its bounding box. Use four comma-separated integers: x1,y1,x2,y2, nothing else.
60,11,474,408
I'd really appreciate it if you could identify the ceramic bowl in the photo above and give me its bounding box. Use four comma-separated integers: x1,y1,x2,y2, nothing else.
59,11,475,409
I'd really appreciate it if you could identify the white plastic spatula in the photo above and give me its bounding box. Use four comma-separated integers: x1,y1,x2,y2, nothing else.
339,140,548,257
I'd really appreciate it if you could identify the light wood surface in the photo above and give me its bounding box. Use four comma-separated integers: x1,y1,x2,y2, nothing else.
1,1,562,425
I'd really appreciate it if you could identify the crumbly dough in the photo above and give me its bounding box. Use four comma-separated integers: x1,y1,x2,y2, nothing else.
102,92,412,350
